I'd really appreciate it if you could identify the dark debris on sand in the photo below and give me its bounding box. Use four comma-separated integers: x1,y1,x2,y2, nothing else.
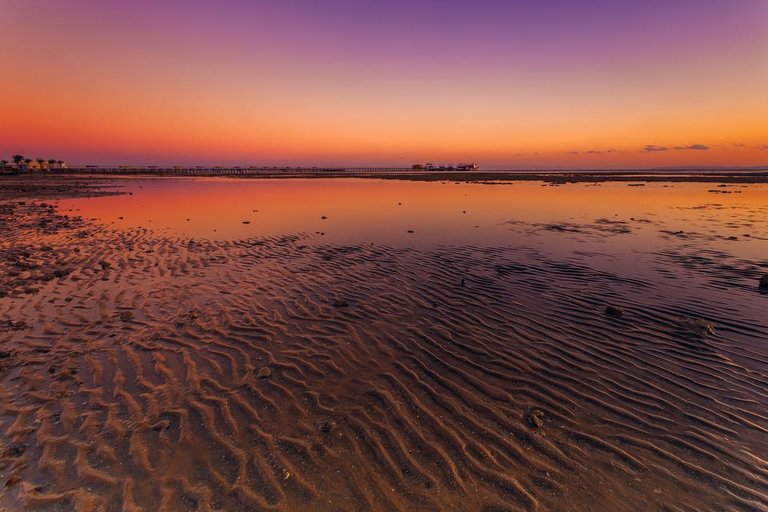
318,419,336,434
525,409,545,429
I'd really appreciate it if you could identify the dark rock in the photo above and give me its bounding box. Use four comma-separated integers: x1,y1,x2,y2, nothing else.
332,299,350,308
319,419,336,434
257,366,272,379
119,311,134,322
52,269,70,279
5,444,26,457
99,261,111,270
605,305,624,317
0,351,11,359
525,409,545,429
760,274,768,289
677,317,715,337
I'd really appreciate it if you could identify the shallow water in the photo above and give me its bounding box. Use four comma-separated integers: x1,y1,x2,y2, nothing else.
57,177,768,251
2,177,768,511
57,177,768,309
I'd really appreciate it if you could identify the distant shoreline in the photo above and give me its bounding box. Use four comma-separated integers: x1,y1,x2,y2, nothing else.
3,168,768,184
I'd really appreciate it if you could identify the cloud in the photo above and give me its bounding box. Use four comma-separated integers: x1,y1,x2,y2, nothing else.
565,149,618,155
643,145,669,152
754,144,768,150
733,142,745,147
673,144,709,151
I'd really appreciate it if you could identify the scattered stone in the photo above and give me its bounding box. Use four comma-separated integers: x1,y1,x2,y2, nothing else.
320,216,327,220
605,305,624,317
332,299,350,308
677,317,715,337
257,366,272,379
99,260,111,270
119,311,134,322
242,221,251,224
760,274,768,290
319,419,336,434
525,409,545,429
407,230,414,234
4,320,27,331
0,351,11,359
5,444,26,457
52,268,70,278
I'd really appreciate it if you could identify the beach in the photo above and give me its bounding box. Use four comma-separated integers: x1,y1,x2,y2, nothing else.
1,174,767,512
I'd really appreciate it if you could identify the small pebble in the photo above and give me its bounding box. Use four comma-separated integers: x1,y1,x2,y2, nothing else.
319,419,336,433
525,409,545,429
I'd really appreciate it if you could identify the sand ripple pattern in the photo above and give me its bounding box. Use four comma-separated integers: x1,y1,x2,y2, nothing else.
1,202,767,512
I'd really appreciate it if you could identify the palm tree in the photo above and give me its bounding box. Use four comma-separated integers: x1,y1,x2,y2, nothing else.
12,154,24,170
48,158,57,170
24,158,32,170
57,160,65,169
35,158,45,171
0,160,8,170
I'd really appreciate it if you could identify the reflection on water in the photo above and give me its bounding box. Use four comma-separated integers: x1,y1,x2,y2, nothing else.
56,176,768,320
57,177,768,251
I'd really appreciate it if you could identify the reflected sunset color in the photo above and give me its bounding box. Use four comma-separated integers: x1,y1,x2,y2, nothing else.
58,177,768,257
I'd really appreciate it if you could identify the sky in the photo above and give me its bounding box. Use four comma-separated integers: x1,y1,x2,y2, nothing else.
1,0,767,169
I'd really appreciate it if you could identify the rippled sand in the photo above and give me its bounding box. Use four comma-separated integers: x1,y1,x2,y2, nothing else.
1,177,767,512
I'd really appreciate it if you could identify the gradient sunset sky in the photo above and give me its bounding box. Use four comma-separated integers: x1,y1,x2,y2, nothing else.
2,0,767,168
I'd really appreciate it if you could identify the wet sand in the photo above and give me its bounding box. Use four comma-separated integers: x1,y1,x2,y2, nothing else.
1,176,767,512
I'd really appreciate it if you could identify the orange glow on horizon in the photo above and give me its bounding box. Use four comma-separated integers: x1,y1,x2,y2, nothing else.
2,1,767,168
